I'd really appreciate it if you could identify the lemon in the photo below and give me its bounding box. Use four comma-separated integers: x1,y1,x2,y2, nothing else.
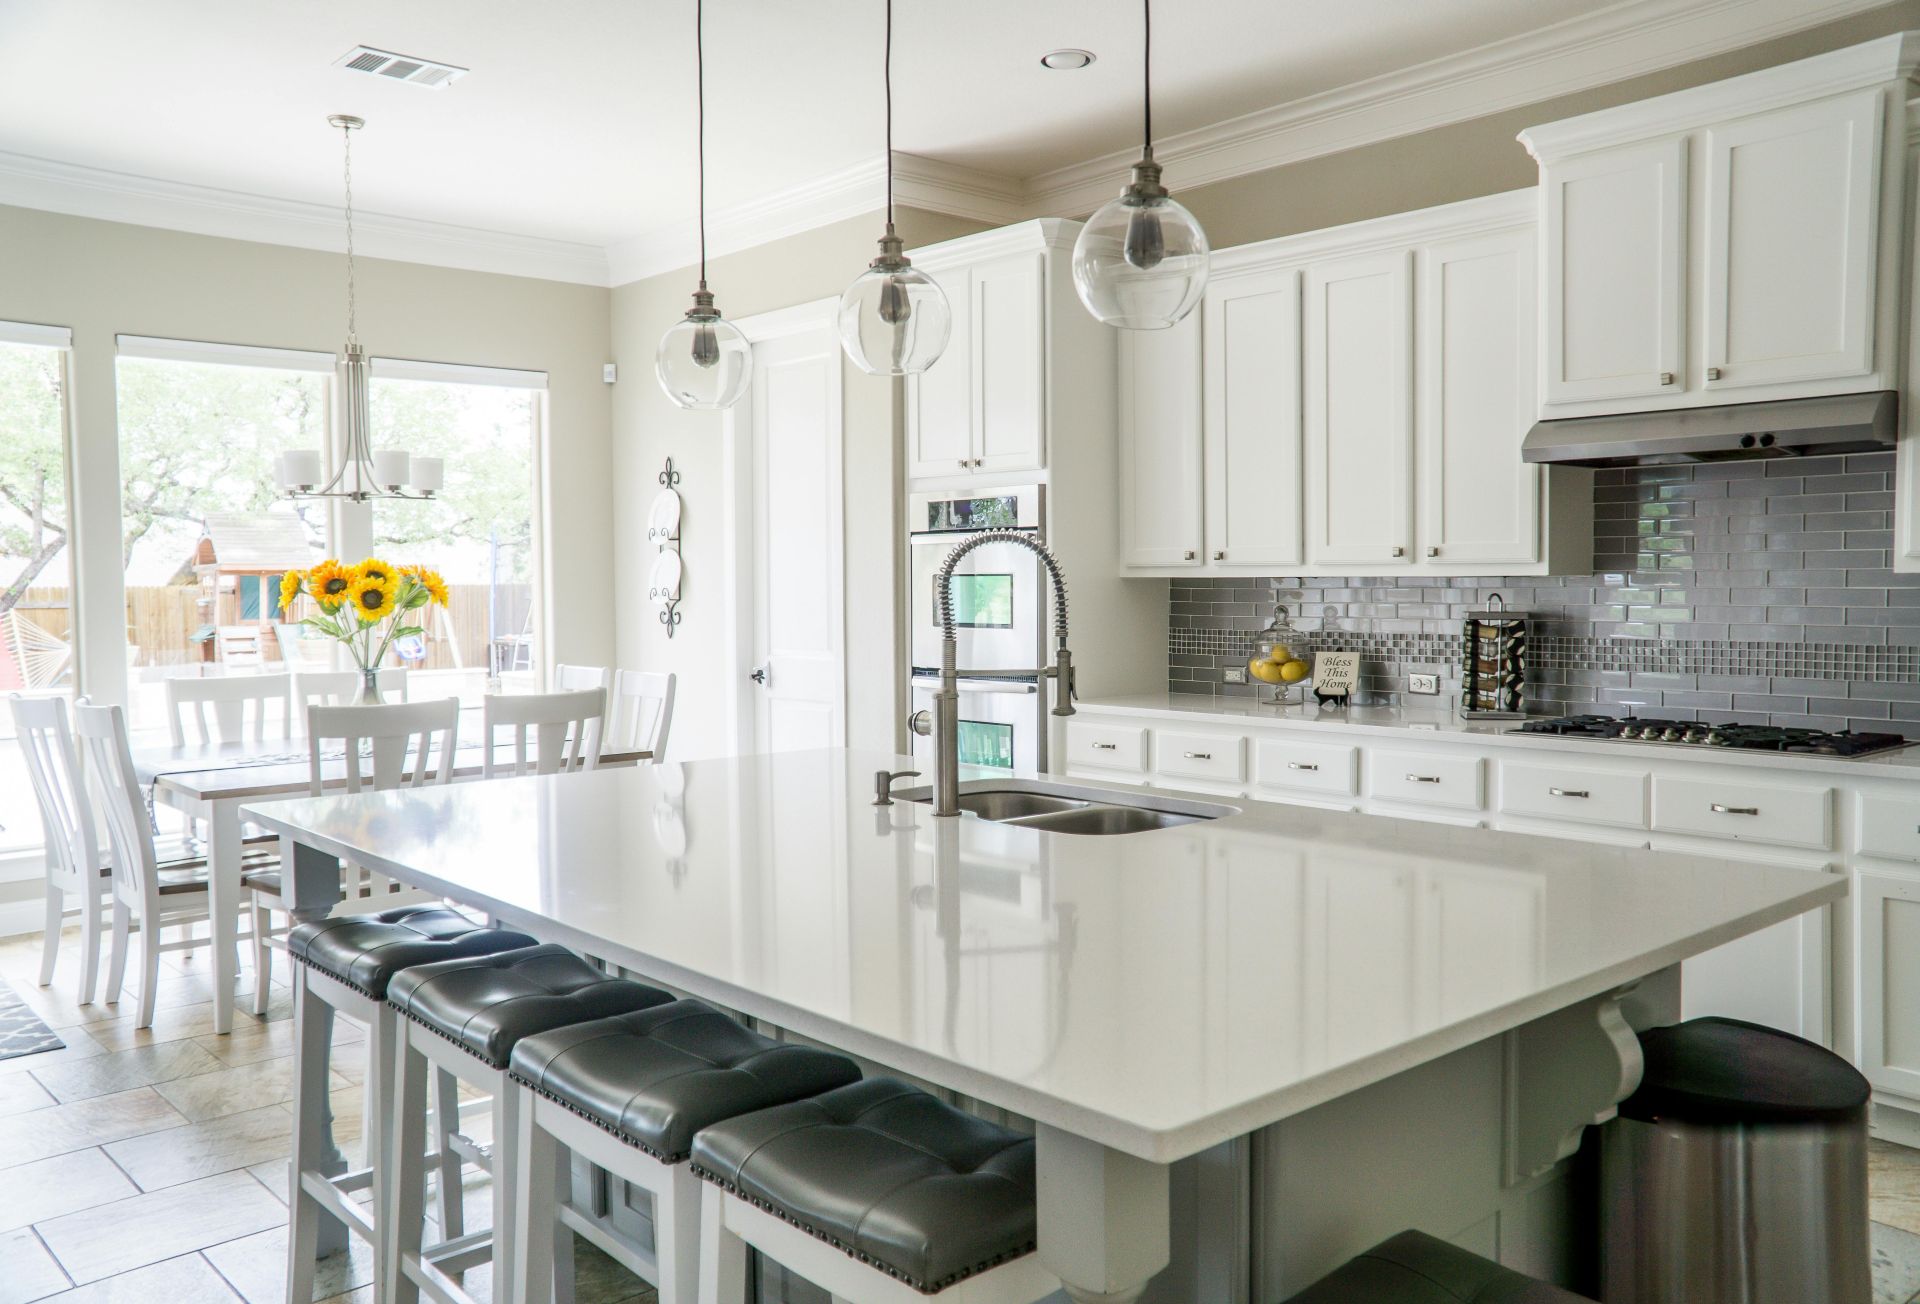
1267,644,1291,664
1278,659,1310,683
1248,657,1286,685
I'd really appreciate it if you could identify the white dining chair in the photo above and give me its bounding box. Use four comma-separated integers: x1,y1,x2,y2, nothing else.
292,668,410,731
552,663,612,694
11,695,108,1005
165,672,294,745
608,669,675,760
480,688,605,777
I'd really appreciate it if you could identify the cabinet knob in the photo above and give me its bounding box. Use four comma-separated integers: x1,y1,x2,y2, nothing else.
1391,546,1406,558
957,459,970,469
1212,550,1225,561
1426,546,1439,558
1659,371,1675,386
1183,551,1197,561
1707,367,1723,381
972,458,984,468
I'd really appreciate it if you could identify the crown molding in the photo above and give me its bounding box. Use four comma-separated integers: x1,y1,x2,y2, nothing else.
1023,0,1900,218
0,148,612,286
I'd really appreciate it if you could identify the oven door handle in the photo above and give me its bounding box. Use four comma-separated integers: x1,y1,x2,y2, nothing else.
911,674,1039,695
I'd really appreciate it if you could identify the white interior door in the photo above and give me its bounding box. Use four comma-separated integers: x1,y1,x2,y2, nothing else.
741,315,846,754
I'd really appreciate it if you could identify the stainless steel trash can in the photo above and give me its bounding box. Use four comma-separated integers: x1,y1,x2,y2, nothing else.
1600,1016,1872,1304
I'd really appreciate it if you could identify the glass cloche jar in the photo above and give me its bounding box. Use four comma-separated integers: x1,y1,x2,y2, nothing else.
1248,605,1314,704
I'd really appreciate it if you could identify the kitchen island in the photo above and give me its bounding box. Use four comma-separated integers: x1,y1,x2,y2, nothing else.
246,747,1844,1302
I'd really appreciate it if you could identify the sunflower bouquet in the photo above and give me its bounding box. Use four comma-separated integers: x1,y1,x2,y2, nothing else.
279,557,449,699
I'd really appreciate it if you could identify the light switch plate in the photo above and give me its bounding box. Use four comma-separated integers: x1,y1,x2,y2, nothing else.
1409,673,1441,695
1223,667,1247,684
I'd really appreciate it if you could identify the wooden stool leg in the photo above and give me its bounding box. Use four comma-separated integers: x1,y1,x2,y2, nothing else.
495,1076,524,1303
385,1028,430,1304
509,1093,559,1304
697,1186,748,1304
653,1164,704,1304
434,1068,465,1239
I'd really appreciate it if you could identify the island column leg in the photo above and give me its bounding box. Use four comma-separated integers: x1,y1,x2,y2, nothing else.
1036,1124,1171,1304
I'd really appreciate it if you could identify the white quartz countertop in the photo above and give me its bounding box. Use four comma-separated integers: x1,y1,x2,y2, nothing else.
1078,692,1920,780
244,747,1843,1163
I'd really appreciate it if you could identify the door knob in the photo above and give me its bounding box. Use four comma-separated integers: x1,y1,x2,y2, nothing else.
750,664,770,686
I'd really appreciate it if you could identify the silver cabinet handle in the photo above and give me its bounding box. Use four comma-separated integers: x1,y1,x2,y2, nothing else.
1288,761,1319,771
1426,546,1439,557
1407,774,1442,784
1091,742,1117,751
1659,371,1675,386
1707,367,1723,381
1391,546,1406,557
1549,787,1590,799
1213,550,1225,560
1711,803,1759,816
1183,550,1197,561
1184,751,1212,760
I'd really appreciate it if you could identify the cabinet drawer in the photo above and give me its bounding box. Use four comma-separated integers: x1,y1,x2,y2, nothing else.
1651,776,1832,850
1858,794,1920,864
1369,751,1484,811
1155,731,1247,785
1064,722,1146,774
1499,763,1647,830
1253,738,1357,798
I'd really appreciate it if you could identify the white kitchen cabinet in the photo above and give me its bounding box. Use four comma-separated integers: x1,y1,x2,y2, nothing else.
1538,139,1687,406
1304,250,1414,567
909,266,974,477
1117,314,1204,567
1522,36,1914,417
906,248,1046,478
1417,227,1544,567
1858,867,1920,1099
1704,90,1883,391
1203,267,1303,569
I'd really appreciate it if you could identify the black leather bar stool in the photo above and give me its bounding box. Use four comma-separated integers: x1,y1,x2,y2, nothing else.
383,943,678,1304
689,1077,1062,1304
285,905,538,1304
1281,1230,1592,1303
504,999,863,1304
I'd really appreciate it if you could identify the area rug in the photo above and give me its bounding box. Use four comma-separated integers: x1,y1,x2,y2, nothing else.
0,973,63,1062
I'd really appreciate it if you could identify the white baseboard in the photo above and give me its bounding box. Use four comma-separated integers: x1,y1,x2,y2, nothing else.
0,898,49,943
1873,1099,1920,1149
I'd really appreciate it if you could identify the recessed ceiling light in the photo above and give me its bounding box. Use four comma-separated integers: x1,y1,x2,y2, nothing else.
1041,49,1095,70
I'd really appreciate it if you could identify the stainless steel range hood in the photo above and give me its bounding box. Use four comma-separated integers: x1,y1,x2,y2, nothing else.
1521,390,1897,468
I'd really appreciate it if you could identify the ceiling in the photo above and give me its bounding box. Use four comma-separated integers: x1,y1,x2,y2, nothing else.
0,0,1881,279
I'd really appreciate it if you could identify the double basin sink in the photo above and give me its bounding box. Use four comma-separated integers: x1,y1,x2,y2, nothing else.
904,778,1236,835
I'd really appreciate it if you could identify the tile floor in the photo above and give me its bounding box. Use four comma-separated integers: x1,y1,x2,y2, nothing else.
0,925,1917,1302
0,926,654,1304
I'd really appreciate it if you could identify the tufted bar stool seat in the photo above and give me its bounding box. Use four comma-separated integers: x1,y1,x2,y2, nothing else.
1281,1230,1593,1303
689,1077,1062,1304
384,943,677,1304
283,905,539,1304
504,999,862,1304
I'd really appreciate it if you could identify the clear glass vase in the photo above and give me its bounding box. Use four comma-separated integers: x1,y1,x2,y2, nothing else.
354,666,384,706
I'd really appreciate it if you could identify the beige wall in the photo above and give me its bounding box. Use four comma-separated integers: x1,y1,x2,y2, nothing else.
0,204,615,705
1178,1,1920,247
608,206,986,761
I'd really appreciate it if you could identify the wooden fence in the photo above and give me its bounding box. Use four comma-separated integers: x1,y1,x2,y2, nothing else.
11,583,532,672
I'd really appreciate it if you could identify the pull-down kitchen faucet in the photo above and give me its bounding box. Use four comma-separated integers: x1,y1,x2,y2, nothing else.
910,529,1075,816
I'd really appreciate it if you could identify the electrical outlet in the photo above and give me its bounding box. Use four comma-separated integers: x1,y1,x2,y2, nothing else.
1223,667,1248,684
602,363,618,384
1408,673,1441,695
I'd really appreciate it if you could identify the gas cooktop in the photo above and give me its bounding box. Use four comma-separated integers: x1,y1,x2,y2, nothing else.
1512,714,1912,758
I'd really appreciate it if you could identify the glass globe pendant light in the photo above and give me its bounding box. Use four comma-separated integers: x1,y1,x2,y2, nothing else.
836,0,951,376
656,0,750,410
1070,0,1210,330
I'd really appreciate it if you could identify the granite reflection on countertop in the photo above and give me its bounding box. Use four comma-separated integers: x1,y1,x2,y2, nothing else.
1074,693,1920,780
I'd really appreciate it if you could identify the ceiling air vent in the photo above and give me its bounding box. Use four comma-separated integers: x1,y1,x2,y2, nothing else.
333,46,468,89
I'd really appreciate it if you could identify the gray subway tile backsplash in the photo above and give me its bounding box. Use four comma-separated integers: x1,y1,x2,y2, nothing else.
1165,457,1920,736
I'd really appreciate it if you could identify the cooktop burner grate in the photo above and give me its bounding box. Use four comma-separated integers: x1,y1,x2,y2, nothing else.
1512,714,1912,757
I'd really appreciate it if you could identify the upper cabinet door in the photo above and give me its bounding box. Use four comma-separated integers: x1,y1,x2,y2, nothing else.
1304,251,1413,567
1118,314,1204,568
1542,138,1687,406
1205,268,1303,569
971,252,1047,474
1418,228,1540,567
907,266,974,478
1704,89,1883,391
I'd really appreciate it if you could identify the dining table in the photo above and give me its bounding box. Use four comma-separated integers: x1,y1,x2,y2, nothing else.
132,725,650,1035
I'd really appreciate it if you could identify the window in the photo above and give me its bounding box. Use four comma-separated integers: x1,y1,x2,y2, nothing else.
114,338,333,731
370,363,545,703
0,325,75,858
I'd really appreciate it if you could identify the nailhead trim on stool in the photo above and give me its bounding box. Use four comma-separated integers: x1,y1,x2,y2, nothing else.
507,998,864,1162
287,903,536,999
690,1077,1038,1294
386,943,677,1066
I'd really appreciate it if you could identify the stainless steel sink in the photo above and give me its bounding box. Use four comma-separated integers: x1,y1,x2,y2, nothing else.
999,805,1205,835
903,779,1235,835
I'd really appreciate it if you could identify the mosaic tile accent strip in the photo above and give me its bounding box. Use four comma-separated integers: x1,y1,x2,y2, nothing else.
1167,452,1920,736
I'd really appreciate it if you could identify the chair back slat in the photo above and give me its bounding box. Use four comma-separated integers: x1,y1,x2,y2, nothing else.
481,688,605,778
165,673,293,746
70,702,160,918
306,698,460,796
553,664,612,693
609,670,675,760
9,695,99,895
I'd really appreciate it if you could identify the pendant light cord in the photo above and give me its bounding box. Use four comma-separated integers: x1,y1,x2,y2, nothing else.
696,0,708,289
341,121,357,344
884,0,894,228
1142,0,1152,154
